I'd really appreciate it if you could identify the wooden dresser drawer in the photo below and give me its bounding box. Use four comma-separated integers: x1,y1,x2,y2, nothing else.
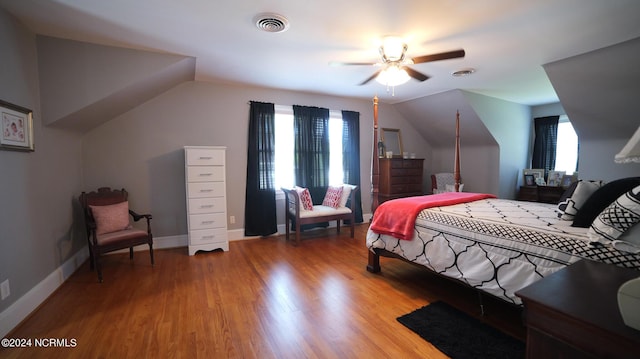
186,148,225,166
187,166,225,182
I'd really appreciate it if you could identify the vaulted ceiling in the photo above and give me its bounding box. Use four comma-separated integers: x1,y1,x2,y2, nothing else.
2,0,639,106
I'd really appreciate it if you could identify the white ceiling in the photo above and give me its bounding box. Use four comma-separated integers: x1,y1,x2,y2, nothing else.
2,0,640,106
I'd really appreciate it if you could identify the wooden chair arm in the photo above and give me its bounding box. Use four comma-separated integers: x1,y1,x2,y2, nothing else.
129,210,152,233
129,210,152,222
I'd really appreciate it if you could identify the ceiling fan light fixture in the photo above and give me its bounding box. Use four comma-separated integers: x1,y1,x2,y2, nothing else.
380,36,407,62
376,65,410,87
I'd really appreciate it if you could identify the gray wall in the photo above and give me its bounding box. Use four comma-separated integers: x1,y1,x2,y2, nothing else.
81,81,431,236
0,9,85,313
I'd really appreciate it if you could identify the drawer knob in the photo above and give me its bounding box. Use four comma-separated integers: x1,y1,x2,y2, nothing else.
200,189,213,192
199,156,212,160
202,235,215,239
199,173,212,176
202,220,215,224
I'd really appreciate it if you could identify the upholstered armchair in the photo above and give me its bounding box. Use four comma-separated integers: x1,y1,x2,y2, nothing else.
79,187,154,282
431,173,464,194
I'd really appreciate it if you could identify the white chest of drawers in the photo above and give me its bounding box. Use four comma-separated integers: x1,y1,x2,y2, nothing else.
185,146,228,255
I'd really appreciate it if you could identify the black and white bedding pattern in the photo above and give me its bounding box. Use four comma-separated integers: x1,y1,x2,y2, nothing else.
366,198,640,305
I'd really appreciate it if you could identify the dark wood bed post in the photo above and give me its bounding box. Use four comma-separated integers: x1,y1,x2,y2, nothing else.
454,110,461,192
368,96,381,273
371,96,380,215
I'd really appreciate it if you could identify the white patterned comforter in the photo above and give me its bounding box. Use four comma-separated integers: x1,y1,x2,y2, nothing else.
366,198,640,304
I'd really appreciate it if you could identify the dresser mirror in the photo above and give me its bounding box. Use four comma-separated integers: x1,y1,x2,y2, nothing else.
381,128,403,158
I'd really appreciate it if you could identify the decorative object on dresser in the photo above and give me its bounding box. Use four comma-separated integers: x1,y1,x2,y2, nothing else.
378,157,424,203
516,260,640,358
184,146,228,255
79,187,154,282
380,128,403,158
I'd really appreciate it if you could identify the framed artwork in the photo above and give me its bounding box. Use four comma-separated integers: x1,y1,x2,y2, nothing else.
523,169,544,185
547,170,566,187
380,128,403,158
1,99,34,151
524,174,536,186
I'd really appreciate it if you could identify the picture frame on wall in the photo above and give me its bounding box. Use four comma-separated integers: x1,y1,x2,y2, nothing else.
1,99,34,152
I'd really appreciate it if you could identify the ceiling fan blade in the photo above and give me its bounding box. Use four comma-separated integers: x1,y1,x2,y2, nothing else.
329,61,378,66
411,49,465,64
404,67,430,82
359,70,382,85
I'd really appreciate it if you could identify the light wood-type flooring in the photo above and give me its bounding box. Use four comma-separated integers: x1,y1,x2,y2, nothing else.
2,224,525,359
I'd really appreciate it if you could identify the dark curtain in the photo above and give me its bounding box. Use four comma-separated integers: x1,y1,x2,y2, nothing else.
292,105,330,230
341,110,363,223
293,105,330,201
244,101,277,236
531,116,559,178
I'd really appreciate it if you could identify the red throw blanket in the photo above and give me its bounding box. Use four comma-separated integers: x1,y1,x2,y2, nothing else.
370,192,496,241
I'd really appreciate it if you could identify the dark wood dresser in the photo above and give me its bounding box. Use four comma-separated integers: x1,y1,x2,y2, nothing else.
516,260,640,359
517,185,565,204
378,158,424,203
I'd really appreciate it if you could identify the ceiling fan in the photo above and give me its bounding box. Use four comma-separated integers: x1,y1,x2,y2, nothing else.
331,37,465,86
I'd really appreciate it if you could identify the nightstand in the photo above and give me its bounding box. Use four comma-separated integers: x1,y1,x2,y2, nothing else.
515,260,640,358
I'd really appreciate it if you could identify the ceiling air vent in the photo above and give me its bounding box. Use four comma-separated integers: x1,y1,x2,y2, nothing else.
253,13,290,33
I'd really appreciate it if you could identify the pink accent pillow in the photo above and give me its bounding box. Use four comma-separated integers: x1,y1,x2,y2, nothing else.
90,201,131,235
322,186,344,208
294,187,314,211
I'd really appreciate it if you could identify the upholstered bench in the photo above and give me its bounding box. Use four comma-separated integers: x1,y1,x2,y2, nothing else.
281,185,358,245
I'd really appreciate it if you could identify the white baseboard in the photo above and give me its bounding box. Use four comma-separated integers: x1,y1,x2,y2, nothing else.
0,247,88,338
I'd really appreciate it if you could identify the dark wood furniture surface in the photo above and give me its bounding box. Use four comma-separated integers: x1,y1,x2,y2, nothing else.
378,158,424,203
517,185,565,204
515,260,640,359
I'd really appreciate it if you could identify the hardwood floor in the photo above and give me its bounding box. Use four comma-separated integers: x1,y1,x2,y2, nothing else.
2,224,525,358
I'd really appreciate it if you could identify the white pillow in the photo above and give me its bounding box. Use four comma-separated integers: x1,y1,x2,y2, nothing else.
293,186,314,211
339,184,355,208
588,185,640,245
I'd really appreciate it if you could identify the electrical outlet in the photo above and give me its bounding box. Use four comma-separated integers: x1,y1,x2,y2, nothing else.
1,279,9,300
229,215,236,224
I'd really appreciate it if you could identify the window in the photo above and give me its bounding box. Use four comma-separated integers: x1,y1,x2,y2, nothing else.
273,106,345,189
554,115,578,175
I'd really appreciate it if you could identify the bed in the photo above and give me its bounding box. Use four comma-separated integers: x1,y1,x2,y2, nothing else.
366,97,640,305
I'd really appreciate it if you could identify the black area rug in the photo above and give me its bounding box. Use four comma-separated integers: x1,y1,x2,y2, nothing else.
397,301,525,359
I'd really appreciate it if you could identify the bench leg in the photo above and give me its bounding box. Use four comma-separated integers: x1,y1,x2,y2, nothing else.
336,220,341,234
285,215,290,242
